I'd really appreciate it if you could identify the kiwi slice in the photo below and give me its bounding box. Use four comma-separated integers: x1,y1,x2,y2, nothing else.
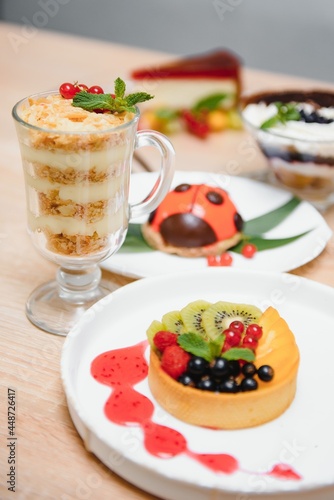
180,300,211,338
202,301,262,340
162,311,186,334
146,319,165,350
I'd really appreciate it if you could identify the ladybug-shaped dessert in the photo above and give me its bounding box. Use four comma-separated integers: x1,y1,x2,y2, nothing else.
142,183,243,257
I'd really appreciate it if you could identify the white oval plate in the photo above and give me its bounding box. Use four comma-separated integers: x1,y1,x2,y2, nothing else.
61,268,334,500
102,172,332,278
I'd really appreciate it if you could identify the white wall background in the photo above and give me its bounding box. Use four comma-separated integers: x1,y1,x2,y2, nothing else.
1,0,334,83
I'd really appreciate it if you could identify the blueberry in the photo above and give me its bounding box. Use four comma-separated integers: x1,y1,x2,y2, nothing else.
218,379,239,393
210,358,230,379
228,360,241,377
241,362,257,378
178,373,195,386
196,377,216,391
257,365,274,382
240,377,258,392
187,356,209,377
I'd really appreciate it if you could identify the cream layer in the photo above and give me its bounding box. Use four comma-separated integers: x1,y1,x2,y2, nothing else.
25,173,125,203
28,209,125,236
133,80,237,108
20,142,129,171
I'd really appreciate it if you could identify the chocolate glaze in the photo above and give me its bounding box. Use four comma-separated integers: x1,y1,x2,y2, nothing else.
242,90,334,109
160,213,217,247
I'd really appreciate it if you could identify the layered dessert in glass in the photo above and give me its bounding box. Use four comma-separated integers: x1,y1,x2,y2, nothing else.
242,90,334,209
15,92,135,262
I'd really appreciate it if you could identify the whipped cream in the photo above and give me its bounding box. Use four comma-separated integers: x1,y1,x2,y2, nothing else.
243,102,334,141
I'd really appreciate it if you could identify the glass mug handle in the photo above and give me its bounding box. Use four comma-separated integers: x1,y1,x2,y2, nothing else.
129,130,175,219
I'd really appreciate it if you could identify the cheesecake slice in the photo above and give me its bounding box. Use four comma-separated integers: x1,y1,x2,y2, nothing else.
131,49,242,136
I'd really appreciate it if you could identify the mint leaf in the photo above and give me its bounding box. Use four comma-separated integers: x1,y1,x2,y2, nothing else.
192,93,228,113
72,77,153,114
177,332,212,361
260,101,301,129
222,347,255,362
72,92,116,111
126,92,154,107
209,335,225,359
114,77,126,98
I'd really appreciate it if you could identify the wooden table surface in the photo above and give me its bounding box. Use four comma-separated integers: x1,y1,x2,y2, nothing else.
1,21,334,499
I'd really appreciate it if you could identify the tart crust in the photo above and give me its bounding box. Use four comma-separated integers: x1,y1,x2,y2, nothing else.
148,307,299,429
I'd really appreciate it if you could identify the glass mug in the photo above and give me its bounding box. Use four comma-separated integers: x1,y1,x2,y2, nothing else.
12,91,175,335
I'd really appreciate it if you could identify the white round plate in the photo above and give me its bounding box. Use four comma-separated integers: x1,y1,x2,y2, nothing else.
61,268,334,500
101,171,332,278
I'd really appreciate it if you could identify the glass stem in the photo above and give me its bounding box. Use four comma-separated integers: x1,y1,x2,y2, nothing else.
57,265,102,304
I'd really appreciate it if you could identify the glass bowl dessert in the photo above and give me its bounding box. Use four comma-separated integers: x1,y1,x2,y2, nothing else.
241,90,334,211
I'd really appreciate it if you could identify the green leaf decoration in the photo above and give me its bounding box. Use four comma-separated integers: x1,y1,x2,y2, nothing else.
192,93,228,113
243,196,301,235
177,332,212,361
231,230,312,254
222,347,255,362
260,102,301,130
209,335,226,359
114,77,126,98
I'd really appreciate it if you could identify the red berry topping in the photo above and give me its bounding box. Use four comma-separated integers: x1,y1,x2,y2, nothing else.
59,82,77,99
161,345,191,379
77,83,88,91
246,323,263,339
153,330,178,352
229,320,245,335
88,85,104,94
181,110,210,139
224,328,241,347
241,334,258,350
207,255,219,267
241,243,257,258
59,82,88,99
219,252,233,266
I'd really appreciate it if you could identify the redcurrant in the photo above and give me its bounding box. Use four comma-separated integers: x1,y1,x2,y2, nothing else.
241,334,258,350
224,328,241,347
229,320,244,335
59,82,77,99
246,323,263,339
241,243,257,258
77,83,88,91
219,252,233,266
88,85,104,94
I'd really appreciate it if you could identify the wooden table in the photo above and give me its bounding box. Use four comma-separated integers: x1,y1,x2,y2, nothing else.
1,21,334,499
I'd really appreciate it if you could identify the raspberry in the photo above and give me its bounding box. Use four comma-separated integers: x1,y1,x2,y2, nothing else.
161,345,191,379
153,331,178,352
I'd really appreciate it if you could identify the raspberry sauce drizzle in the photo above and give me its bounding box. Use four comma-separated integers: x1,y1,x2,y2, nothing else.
91,340,301,480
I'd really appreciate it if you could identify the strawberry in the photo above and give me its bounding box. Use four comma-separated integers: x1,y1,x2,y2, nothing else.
161,345,191,379
153,331,178,352
181,110,210,139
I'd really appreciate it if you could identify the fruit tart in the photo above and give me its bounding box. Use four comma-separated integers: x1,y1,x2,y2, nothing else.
147,300,299,429
142,183,243,257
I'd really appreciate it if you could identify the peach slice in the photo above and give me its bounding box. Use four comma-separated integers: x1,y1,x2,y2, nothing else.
148,306,299,429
